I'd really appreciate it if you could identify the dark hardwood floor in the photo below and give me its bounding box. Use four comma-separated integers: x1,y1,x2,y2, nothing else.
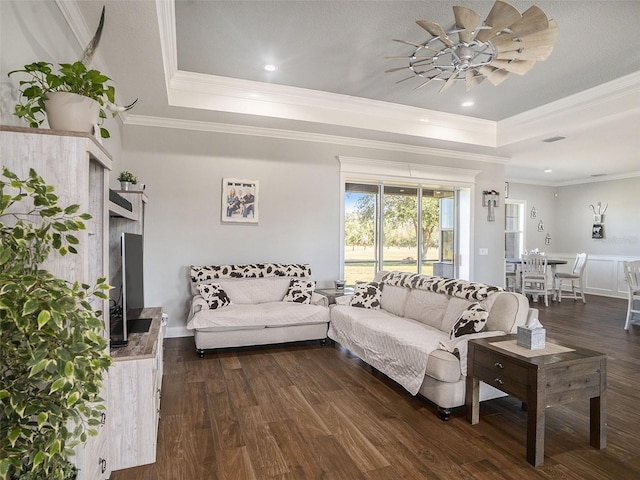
111,295,640,479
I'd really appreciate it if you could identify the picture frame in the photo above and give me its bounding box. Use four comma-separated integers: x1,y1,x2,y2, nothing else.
222,178,259,223
592,224,604,239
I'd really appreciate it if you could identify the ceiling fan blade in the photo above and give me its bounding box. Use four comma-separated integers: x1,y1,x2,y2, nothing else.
475,0,521,42
392,38,423,48
416,20,454,47
506,5,549,38
493,19,559,58
496,44,554,61
479,65,510,86
439,72,459,92
489,58,536,75
465,70,485,91
414,73,443,90
453,6,480,43
385,66,411,73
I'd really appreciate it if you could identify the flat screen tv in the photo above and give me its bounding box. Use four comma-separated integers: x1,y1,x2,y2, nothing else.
110,232,151,347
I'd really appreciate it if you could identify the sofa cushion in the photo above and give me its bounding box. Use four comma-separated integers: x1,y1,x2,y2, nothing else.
214,277,291,304
197,283,232,310
404,289,449,329
283,279,316,304
380,284,409,317
440,297,473,333
350,282,382,309
450,303,489,338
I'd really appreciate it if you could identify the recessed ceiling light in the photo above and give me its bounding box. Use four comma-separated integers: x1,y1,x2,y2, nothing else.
544,169,553,173
461,100,475,107
263,64,278,72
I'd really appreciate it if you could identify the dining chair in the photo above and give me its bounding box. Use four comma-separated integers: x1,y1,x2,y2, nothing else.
554,253,588,303
521,253,551,307
623,260,640,330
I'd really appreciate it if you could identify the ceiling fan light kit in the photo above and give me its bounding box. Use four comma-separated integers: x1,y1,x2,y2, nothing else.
388,1,559,93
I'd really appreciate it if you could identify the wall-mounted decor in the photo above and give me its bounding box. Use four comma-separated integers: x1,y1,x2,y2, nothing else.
545,233,551,245
592,224,604,239
530,206,537,218
504,182,509,199
538,220,544,232
222,178,259,224
590,201,608,224
482,190,499,222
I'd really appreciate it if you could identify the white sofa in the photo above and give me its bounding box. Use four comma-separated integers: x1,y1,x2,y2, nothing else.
187,263,330,357
328,271,533,420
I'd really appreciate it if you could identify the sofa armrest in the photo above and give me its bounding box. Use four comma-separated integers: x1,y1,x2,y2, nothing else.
439,330,506,376
188,295,209,322
311,292,328,307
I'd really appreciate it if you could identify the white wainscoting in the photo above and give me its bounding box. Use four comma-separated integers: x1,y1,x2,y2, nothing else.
552,253,637,299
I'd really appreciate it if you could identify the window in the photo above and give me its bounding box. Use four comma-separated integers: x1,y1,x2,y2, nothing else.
505,200,525,258
343,182,456,285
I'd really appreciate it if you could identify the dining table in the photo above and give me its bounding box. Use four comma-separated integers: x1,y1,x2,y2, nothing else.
506,257,568,302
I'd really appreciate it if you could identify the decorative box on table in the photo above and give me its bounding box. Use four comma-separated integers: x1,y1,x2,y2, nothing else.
517,325,546,350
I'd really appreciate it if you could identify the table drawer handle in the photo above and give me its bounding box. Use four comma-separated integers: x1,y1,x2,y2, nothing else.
494,362,504,369
494,378,504,385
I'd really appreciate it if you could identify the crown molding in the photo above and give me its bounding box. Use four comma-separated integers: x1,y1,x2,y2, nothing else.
498,71,640,146
338,156,480,185
125,114,508,164
507,170,640,187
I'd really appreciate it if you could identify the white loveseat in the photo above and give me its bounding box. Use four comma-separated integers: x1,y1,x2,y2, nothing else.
329,271,532,420
187,263,330,357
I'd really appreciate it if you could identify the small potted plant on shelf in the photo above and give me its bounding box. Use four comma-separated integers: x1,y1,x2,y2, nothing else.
0,167,112,480
117,170,138,190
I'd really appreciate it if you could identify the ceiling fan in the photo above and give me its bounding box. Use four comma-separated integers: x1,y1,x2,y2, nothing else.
386,0,559,92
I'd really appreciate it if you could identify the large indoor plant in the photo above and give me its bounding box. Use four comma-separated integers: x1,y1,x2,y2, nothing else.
0,167,112,479
8,61,118,139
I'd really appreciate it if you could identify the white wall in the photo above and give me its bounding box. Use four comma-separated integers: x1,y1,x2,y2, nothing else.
1,0,124,170
2,0,510,336
508,177,640,298
123,125,507,336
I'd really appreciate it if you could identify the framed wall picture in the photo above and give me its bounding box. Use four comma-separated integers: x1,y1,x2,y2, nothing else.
592,224,604,239
222,178,259,223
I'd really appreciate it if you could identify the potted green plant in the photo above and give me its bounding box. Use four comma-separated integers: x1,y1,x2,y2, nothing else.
8,61,113,138
7,61,133,139
0,167,112,480
117,171,138,190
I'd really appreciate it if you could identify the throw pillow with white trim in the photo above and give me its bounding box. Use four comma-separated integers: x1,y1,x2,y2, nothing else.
350,282,382,309
283,279,316,304
197,283,232,310
450,302,489,338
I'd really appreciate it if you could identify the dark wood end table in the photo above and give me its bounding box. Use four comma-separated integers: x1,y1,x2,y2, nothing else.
465,335,607,467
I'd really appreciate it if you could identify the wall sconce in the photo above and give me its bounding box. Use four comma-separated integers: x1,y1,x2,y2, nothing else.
545,233,551,245
538,220,544,232
530,206,537,218
482,190,500,222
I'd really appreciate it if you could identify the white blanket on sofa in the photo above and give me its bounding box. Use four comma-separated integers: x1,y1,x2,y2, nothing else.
329,305,446,395
187,301,329,331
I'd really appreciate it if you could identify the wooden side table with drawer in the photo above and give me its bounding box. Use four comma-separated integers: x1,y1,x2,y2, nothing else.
465,335,607,467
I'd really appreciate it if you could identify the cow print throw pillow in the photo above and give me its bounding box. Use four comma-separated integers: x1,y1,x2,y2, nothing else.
283,279,316,304
450,302,489,338
350,282,382,310
197,283,232,310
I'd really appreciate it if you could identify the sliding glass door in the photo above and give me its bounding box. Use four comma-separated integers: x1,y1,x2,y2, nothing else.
344,182,456,285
